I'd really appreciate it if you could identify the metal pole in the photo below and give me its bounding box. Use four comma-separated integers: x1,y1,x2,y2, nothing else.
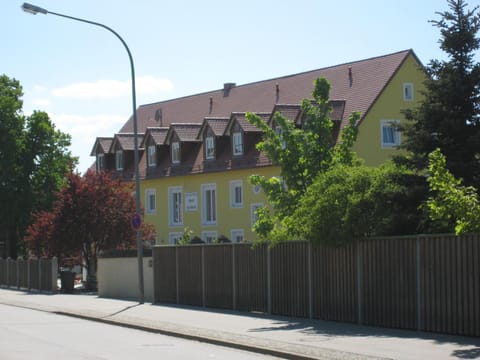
22,3,144,303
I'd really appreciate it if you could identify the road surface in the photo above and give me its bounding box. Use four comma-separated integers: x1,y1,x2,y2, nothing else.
0,303,281,359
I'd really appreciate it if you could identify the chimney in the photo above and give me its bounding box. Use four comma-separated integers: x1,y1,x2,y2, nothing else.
223,82,236,97
348,66,353,87
275,83,280,102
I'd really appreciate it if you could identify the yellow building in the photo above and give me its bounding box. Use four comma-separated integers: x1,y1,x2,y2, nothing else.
90,49,426,244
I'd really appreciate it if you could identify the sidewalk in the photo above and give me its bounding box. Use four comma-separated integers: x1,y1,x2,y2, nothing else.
0,288,478,360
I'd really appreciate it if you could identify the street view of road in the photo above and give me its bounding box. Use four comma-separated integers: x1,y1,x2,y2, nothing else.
0,304,281,359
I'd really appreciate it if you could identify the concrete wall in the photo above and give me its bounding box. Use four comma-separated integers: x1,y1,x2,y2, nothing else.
97,257,153,302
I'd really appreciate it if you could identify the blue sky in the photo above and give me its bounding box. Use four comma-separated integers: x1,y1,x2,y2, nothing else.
3,0,476,172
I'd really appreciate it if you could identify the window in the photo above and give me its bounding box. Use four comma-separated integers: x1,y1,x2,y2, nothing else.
230,180,243,208
168,186,183,226
115,150,123,170
403,83,414,101
202,231,217,244
275,125,286,149
171,142,180,164
145,189,156,214
253,184,261,194
202,184,217,225
251,203,264,227
381,120,401,148
148,145,156,167
169,232,183,245
96,153,105,172
231,229,244,243
232,132,243,156
205,136,215,160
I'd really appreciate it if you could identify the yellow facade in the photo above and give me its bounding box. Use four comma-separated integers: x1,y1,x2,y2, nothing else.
353,53,426,165
140,53,427,244
142,166,279,245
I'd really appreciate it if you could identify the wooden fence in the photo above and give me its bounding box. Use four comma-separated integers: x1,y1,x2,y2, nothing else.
153,234,480,337
0,257,58,292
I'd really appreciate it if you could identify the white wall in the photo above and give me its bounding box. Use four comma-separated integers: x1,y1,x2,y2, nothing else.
97,257,153,302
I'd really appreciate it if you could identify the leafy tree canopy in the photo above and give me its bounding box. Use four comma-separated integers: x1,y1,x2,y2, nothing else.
25,170,155,289
246,77,360,244
0,74,76,258
425,148,480,234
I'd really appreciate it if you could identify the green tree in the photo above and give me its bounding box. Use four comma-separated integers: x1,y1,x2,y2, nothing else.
246,77,360,243
398,0,480,189
0,74,76,258
425,148,480,234
25,170,155,290
289,163,414,245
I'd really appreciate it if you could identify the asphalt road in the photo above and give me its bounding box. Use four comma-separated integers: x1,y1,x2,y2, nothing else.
0,304,281,360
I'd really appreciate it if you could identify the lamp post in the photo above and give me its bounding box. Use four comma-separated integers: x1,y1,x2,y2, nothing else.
22,2,145,304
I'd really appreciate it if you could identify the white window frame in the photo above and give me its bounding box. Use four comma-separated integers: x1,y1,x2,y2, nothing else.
381,120,401,148
205,136,215,160
115,150,123,170
403,83,414,101
169,232,183,245
231,229,244,243
253,184,261,194
171,142,180,164
145,188,156,215
251,203,264,228
96,153,105,172
275,125,286,149
232,132,243,156
168,186,183,226
202,183,217,225
230,180,243,208
202,231,218,244
148,145,156,167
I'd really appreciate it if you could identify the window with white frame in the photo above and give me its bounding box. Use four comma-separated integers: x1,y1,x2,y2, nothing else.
96,153,105,172
169,232,183,245
251,203,264,227
168,186,183,226
148,145,156,167
205,136,215,160
231,229,244,243
274,125,286,149
171,142,180,164
230,180,243,208
202,184,217,225
381,120,401,148
145,189,156,214
202,231,217,244
403,83,414,101
115,150,123,170
232,132,243,156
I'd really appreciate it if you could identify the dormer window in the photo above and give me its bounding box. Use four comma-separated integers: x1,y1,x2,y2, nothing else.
115,150,123,170
232,132,243,156
96,153,105,172
205,136,215,160
148,145,156,167
171,142,180,164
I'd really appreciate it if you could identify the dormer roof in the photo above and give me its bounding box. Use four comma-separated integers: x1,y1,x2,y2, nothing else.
109,133,144,153
165,123,202,144
141,127,169,148
90,137,113,156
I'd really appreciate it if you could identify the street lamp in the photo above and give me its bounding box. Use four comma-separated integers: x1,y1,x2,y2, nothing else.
21,2,145,304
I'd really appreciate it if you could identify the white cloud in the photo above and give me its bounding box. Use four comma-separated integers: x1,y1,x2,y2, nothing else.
52,76,174,99
49,112,128,173
33,85,48,93
32,98,51,107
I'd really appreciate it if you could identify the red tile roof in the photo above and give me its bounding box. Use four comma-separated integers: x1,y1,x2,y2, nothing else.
110,133,144,152
141,127,168,147
119,49,415,135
